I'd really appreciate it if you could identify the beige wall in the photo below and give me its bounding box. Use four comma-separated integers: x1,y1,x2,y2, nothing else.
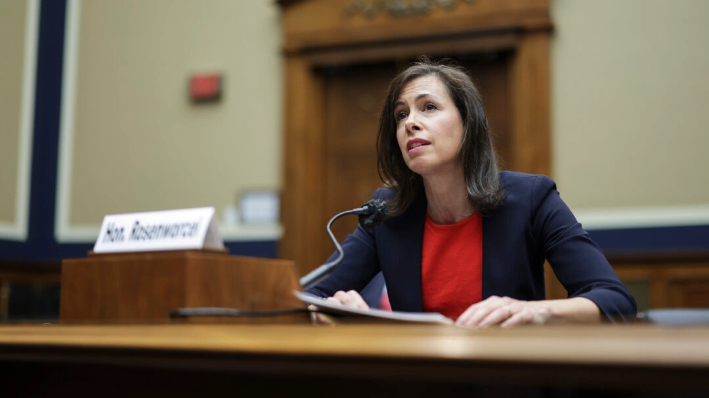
52,0,709,235
552,0,709,209
66,0,282,225
0,0,26,223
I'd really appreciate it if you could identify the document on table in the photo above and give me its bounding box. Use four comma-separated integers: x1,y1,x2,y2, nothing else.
294,291,453,325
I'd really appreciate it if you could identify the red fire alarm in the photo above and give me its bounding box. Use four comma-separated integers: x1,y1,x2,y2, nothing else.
190,73,222,102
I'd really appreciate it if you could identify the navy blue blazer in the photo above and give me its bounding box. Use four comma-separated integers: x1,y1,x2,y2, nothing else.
310,172,637,322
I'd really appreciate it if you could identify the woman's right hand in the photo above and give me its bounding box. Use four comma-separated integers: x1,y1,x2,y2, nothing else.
327,290,369,310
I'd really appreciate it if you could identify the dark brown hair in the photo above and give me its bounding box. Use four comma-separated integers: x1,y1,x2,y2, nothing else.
376,58,505,216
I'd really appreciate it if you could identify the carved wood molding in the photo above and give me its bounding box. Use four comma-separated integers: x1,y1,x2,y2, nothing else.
280,0,551,53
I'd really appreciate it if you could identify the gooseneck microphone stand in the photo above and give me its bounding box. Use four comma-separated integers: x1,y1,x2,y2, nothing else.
170,199,388,319
299,199,388,290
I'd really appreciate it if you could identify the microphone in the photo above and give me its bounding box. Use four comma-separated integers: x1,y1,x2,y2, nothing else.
357,199,389,230
299,199,389,290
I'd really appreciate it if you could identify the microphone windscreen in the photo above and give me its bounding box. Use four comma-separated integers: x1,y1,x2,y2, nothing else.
359,199,389,230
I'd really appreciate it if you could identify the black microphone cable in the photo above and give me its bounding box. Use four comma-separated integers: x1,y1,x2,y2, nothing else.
298,209,358,290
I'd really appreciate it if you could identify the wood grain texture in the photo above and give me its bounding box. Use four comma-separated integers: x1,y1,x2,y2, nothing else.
546,252,709,307
279,0,553,282
0,323,708,394
0,323,707,365
509,31,551,176
281,0,551,52
280,57,327,276
302,32,520,67
60,251,305,323
609,252,709,309
544,261,567,300
322,63,396,253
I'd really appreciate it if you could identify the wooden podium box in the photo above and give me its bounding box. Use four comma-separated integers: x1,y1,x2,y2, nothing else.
60,250,307,323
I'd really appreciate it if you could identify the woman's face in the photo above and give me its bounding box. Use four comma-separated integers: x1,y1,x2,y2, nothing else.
394,75,464,178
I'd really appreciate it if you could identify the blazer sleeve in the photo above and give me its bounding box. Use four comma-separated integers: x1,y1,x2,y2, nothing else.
531,176,637,322
306,190,384,299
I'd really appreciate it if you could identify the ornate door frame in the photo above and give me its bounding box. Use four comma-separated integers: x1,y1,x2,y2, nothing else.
278,0,553,279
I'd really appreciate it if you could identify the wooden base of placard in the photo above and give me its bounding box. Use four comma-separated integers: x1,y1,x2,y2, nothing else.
60,250,308,324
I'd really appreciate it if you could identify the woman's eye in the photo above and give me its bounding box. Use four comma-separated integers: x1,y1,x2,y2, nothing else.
424,103,437,111
396,111,408,121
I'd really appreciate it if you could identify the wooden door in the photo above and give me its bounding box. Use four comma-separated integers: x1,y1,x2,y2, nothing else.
279,0,552,293
318,54,512,263
321,62,396,260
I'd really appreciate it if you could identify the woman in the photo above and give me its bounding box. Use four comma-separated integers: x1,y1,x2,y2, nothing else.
308,59,636,327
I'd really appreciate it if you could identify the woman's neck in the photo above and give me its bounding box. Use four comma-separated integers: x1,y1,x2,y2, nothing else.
423,168,474,225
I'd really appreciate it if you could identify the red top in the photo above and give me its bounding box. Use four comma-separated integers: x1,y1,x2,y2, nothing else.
421,211,483,319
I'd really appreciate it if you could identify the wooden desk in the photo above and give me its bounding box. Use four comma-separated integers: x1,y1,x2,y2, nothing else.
1,323,708,397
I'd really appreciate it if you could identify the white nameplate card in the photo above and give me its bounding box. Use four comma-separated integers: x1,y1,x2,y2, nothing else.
93,207,225,254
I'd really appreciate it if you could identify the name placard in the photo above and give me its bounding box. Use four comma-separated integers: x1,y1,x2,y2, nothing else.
93,207,224,254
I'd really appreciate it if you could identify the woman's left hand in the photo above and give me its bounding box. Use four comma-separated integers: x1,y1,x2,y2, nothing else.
455,295,553,328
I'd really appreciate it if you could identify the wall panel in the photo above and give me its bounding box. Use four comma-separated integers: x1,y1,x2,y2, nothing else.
57,0,282,241
552,0,709,212
0,1,26,223
0,0,38,241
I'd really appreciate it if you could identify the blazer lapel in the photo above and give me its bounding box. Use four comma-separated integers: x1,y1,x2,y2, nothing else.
384,193,426,312
482,213,494,300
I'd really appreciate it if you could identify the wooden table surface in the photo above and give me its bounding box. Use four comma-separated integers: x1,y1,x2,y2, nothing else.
1,322,708,396
1,323,709,365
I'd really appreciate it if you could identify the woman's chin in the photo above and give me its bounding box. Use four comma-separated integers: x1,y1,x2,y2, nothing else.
406,162,436,177
407,160,460,179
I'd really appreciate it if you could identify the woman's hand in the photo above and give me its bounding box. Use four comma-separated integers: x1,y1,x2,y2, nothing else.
327,290,369,310
456,296,602,328
455,295,552,328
